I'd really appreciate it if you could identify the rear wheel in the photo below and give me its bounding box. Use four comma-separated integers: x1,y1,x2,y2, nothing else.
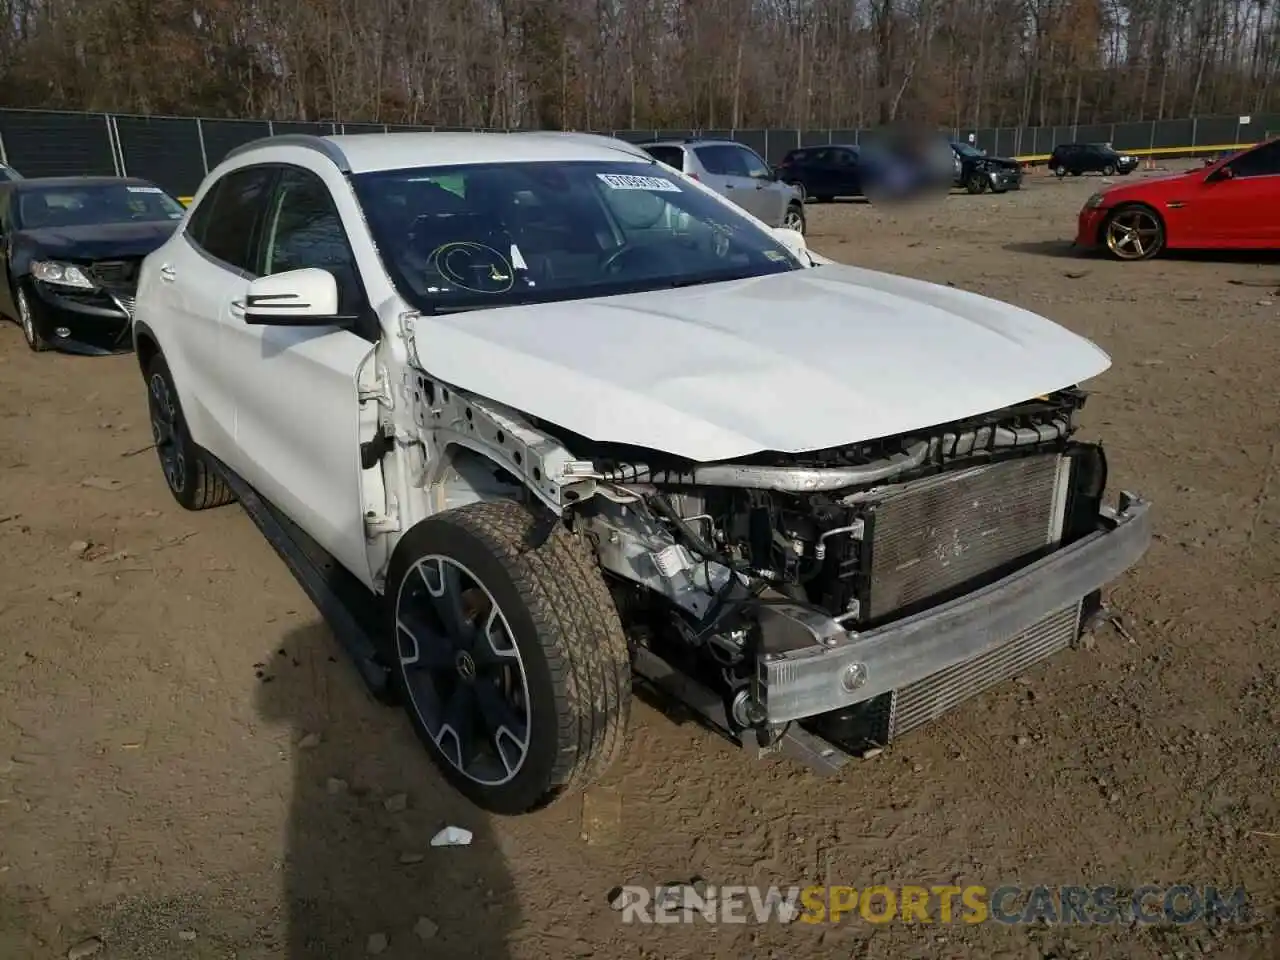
1102,204,1165,261
387,500,632,815
145,353,235,510
782,202,807,235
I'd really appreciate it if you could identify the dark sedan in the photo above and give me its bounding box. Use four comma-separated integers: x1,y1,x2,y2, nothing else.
0,176,186,354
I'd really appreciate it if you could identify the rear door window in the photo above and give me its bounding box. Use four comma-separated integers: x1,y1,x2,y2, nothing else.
189,165,275,274
694,145,749,177
642,146,686,171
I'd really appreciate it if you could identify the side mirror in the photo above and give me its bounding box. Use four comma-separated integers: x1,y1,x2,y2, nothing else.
240,268,355,327
1205,165,1233,183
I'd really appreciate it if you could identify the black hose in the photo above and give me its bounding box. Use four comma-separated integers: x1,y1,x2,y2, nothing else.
646,493,722,562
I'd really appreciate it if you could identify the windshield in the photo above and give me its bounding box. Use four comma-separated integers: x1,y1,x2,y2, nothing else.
350,160,803,313
17,183,185,229
953,143,984,158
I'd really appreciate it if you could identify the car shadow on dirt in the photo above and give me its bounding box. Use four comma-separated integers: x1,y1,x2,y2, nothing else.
1006,240,1280,267
254,622,517,960
1003,240,1092,259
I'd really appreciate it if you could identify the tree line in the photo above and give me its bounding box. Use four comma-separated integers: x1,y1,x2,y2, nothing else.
0,0,1274,130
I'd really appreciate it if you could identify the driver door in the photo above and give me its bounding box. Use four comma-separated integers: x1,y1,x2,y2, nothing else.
732,144,790,225
219,164,379,585
1203,140,1280,246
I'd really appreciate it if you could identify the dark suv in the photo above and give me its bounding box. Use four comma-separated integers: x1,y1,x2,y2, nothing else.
1048,143,1139,177
774,144,873,201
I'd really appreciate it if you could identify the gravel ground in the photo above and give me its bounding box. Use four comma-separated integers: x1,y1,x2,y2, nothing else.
1,163,1277,960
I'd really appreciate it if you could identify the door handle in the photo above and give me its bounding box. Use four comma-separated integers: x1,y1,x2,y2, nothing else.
159,264,176,282
229,299,246,317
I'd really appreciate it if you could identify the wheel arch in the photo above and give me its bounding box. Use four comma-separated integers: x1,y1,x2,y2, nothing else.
131,321,215,451
134,319,162,377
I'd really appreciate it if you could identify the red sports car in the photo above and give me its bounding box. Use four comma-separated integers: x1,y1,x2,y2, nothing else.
1074,136,1280,261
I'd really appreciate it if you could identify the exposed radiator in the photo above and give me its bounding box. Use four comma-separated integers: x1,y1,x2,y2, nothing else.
887,602,1082,739
864,453,1070,621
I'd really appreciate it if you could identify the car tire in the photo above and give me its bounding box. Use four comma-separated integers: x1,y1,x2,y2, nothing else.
386,499,632,815
783,202,807,235
145,353,236,511
1055,165,1067,178
16,283,47,353
965,173,988,195
1102,164,1116,176
1101,203,1165,262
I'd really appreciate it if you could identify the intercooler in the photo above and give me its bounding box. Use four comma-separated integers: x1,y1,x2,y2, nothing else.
862,452,1072,621
886,601,1081,739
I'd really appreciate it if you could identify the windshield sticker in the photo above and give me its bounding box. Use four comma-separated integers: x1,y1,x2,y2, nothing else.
429,241,515,294
597,173,681,193
127,185,164,194
763,249,787,261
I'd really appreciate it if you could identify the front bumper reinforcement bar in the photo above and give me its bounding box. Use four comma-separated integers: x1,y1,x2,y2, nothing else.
756,491,1153,724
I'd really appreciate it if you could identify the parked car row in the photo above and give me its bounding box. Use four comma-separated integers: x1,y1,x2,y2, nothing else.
768,138,1024,201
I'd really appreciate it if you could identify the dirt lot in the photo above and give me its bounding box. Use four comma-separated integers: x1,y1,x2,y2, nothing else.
2,164,1278,960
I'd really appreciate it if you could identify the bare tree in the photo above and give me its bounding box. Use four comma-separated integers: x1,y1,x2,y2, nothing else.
0,0,1277,129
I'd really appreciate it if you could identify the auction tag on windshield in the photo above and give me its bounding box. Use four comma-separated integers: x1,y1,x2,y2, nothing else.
597,173,681,192
127,185,164,193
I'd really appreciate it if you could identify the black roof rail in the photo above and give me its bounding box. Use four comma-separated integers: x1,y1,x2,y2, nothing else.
222,134,350,171
634,136,739,145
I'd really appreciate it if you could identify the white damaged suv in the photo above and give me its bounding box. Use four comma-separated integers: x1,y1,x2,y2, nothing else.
132,131,1152,814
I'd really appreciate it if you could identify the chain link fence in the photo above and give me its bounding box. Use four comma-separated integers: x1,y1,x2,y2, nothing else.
0,108,1274,199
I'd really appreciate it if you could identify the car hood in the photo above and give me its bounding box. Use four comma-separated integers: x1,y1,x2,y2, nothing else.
408,264,1112,463
14,220,179,259
1100,168,1198,201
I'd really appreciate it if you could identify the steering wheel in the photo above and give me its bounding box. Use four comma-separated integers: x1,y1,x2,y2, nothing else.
600,243,670,275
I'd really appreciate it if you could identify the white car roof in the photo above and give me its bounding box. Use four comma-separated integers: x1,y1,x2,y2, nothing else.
228,131,657,175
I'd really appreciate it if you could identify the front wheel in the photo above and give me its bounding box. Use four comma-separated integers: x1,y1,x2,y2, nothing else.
965,172,988,194
782,202,807,235
16,284,47,352
387,500,632,815
1102,204,1165,261
1055,165,1067,178
1102,164,1116,176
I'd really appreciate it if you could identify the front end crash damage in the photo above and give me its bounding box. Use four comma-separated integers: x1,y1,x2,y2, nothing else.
406,374,1152,771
